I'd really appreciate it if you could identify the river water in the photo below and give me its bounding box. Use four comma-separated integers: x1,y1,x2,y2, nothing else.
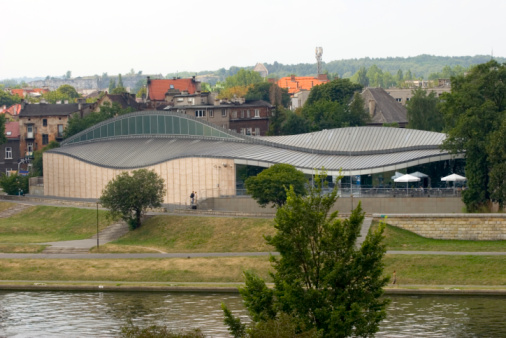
0,291,504,337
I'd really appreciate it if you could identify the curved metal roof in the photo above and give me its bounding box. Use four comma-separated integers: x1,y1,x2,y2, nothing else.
51,111,462,175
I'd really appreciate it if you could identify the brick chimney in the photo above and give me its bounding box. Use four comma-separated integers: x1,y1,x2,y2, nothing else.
368,100,376,117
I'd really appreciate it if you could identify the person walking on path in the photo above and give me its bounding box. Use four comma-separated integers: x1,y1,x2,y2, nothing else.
392,270,397,285
190,191,195,205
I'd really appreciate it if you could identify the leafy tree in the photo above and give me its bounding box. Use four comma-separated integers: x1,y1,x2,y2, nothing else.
245,164,307,208
245,82,290,107
305,78,362,106
303,93,368,131
223,171,389,337
217,86,249,100
31,141,60,176
57,84,79,99
487,118,506,206
0,90,21,107
136,86,147,99
109,79,116,93
281,110,309,135
118,74,124,88
65,70,72,79
406,88,444,132
111,86,128,94
64,102,135,139
225,69,263,88
100,169,166,230
0,173,29,195
441,60,506,210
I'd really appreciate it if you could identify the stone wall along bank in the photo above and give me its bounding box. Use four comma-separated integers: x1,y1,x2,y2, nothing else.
375,214,506,241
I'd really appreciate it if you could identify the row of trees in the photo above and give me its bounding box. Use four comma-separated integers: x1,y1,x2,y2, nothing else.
404,60,505,211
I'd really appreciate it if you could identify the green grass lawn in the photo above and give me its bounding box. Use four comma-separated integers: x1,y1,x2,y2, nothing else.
0,205,113,244
96,215,276,253
383,255,506,285
0,255,503,286
378,222,506,252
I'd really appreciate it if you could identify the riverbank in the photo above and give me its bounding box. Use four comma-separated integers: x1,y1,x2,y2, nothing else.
1,281,505,296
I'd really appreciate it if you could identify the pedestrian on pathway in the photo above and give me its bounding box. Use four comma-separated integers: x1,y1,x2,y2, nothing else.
190,191,195,205
392,270,397,285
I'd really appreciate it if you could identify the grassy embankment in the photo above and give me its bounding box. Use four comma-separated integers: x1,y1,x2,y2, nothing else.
0,204,113,253
0,203,504,286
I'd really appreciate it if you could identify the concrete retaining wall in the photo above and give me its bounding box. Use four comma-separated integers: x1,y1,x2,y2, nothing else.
199,196,466,215
375,214,506,240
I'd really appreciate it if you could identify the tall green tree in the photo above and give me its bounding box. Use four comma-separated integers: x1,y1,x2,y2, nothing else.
100,169,166,229
305,78,362,106
0,173,29,195
117,74,124,88
0,90,21,107
245,164,307,208
223,172,389,337
109,79,116,93
245,82,290,107
407,88,444,132
56,84,79,99
441,60,506,210
224,69,263,88
64,102,135,139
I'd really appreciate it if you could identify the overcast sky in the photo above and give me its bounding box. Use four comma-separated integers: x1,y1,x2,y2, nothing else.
1,0,504,80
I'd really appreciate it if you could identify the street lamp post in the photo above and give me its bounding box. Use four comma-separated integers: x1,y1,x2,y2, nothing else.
96,202,99,251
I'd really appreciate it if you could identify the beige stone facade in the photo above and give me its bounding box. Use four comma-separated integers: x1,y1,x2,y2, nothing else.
377,214,506,241
43,153,236,205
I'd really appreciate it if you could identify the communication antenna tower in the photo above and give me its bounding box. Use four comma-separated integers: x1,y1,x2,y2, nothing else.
315,47,323,75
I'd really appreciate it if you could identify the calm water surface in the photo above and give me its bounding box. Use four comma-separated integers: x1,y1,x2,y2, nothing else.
0,291,505,337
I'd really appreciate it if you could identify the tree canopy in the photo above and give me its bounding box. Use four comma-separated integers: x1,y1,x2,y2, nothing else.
406,88,444,132
0,90,21,107
302,79,368,131
245,82,290,107
99,169,166,229
224,69,263,88
223,172,389,337
245,164,307,208
64,102,135,139
441,60,506,210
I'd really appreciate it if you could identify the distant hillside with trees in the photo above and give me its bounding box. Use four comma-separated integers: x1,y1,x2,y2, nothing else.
167,55,506,83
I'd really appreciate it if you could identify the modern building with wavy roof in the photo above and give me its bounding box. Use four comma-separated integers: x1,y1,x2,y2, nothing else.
44,111,462,204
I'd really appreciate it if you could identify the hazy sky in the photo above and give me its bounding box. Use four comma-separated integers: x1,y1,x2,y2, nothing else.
1,0,504,80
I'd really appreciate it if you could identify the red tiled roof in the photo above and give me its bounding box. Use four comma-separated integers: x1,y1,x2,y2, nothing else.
6,104,21,116
148,79,197,101
277,76,329,94
5,121,19,138
11,89,25,97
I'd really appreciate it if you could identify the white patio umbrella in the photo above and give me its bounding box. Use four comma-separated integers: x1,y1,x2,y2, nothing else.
441,173,466,194
394,174,421,194
441,173,467,182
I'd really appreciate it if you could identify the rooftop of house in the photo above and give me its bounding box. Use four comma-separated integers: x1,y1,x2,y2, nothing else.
1,103,22,116
147,77,199,101
5,121,20,139
19,102,89,117
165,100,273,110
101,93,140,110
362,88,408,125
277,74,329,94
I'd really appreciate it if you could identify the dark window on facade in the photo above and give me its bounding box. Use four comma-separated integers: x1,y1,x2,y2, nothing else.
57,124,64,138
43,119,47,126
221,109,227,117
42,134,49,145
